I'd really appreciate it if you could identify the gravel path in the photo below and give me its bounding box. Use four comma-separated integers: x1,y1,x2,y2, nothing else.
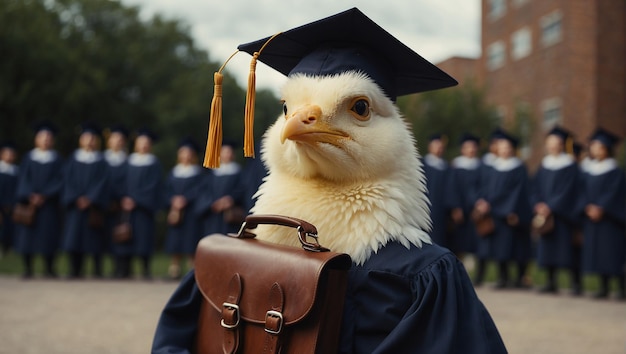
0,276,624,353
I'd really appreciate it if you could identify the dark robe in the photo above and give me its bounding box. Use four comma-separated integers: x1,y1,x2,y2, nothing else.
104,150,128,254
151,242,506,354
422,154,452,248
241,157,268,213
15,150,63,256
0,162,18,250
481,158,532,262
447,156,482,254
124,153,162,257
164,165,203,255
195,163,243,235
578,159,626,276
61,150,110,254
531,154,579,268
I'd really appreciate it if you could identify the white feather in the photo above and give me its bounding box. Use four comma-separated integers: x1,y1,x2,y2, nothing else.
251,72,432,265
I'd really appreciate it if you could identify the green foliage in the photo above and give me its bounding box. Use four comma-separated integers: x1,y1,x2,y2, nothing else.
0,0,279,169
397,80,499,159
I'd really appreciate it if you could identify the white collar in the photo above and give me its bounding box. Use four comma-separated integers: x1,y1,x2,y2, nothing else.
541,153,574,171
128,153,156,166
585,158,618,176
492,157,523,172
0,161,18,175
482,152,497,166
452,156,480,170
104,150,127,166
579,157,593,173
172,164,201,178
424,154,447,171
74,149,101,164
213,161,241,176
30,149,57,164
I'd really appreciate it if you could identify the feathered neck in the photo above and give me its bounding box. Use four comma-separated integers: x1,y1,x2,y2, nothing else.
251,161,432,265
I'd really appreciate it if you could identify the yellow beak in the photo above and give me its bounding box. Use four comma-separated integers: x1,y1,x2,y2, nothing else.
280,104,348,146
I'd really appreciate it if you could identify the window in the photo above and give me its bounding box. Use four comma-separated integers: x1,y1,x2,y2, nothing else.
487,41,506,70
541,98,562,130
488,0,506,20
511,27,532,60
512,0,530,8
541,11,562,47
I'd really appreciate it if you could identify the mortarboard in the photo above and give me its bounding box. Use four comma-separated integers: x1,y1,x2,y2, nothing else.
459,133,480,145
0,140,17,151
499,130,519,149
109,125,130,138
547,126,571,141
33,120,58,135
238,7,458,100
489,127,506,141
136,128,158,142
589,127,620,149
203,7,458,168
80,121,102,136
178,136,200,153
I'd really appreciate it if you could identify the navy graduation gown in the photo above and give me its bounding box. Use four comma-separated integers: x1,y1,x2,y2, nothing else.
240,157,268,213
531,156,579,268
124,154,162,257
15,150,63,255
104,151,128,254
579,161,626,276
164,166,203,255
195,164,244,235
61,150,110,254
152,241,506,354
446,157,482,254
0,162,19,250
423,155,452,248
481,159,532,262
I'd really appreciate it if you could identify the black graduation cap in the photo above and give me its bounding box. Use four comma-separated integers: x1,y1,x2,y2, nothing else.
221,138,240,149
0,140,17,151
80,121,102,136
547,126,571,141
489,127,506,141
33,120,58,135
499,130,519,149
237,7,458,101
459,133,480,145
178,136,200,153
589,127,620,149
109,124,130,138
136,127,158,142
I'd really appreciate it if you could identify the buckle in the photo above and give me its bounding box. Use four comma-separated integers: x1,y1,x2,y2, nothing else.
220,302,240,329
264,310,283,335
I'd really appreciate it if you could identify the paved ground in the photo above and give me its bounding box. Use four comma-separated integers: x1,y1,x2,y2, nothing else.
0,276,625,354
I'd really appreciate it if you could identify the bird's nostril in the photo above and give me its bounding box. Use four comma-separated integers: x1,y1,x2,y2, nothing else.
303,116,316,124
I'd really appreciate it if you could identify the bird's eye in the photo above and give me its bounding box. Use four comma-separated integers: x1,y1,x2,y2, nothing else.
349,97,371,121
282,102,288,116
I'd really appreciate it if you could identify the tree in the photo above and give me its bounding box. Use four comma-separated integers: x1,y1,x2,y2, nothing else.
397,80,499,159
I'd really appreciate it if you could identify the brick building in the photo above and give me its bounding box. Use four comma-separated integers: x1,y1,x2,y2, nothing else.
442,0,625,168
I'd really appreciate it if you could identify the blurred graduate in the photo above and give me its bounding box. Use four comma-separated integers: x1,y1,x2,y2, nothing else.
447,133,482,257
578,128,625,299
121,128,162,279
0,141,19,255
475,130,532,288
530,126,581,294
15,122,64,278
153,8,505,353
103,125,131,278
422,133,452,249
61,123,110,278
163,137,203,280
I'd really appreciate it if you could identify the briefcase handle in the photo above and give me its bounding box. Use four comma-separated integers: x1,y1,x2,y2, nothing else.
232,214,330,252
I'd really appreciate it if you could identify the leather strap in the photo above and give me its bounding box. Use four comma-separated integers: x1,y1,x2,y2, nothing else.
263,282,284,354
221,273,242,354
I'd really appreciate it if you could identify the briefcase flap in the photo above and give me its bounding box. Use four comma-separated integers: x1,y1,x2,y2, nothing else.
195,233,351,327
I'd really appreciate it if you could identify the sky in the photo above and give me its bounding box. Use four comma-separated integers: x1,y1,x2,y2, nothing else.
120,0,482,92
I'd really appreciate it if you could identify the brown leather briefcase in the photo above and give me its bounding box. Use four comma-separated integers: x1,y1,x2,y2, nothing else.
194,214,352,354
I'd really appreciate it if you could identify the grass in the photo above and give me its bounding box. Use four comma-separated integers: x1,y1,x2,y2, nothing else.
0,249,620,293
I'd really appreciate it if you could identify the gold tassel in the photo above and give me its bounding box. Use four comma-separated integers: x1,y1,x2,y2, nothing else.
203,50,239,168
243,32,282,158
244,53,258,157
